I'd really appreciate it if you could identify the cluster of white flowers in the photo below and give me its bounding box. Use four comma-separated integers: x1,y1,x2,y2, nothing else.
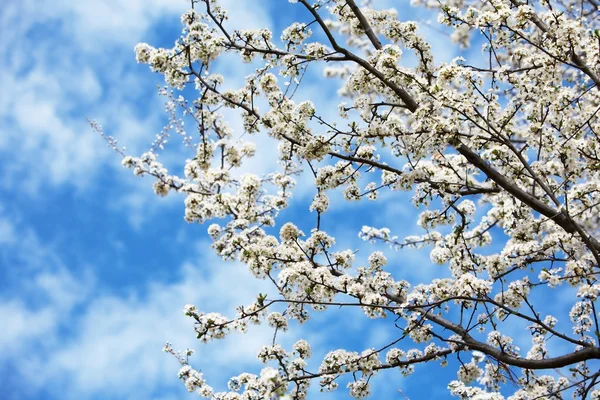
281,22,311,45
110,0,600,397
457,362,483,384
448,380,503,400
358,226,394,242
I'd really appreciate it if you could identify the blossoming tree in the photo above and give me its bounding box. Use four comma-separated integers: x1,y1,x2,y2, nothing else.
107,0,600,398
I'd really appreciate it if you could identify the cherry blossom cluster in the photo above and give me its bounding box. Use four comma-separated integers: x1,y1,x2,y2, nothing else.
108,0,600,397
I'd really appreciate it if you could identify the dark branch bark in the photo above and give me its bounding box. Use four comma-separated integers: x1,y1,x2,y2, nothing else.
345,0,382,50
450,137,600,260
424,311,600,370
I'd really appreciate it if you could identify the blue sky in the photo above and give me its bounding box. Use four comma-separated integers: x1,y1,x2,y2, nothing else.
0,1,565,399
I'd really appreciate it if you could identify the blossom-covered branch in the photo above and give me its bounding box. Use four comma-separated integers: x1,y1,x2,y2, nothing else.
104,0,600,398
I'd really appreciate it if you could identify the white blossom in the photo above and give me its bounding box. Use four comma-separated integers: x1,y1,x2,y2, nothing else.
111,0,600,398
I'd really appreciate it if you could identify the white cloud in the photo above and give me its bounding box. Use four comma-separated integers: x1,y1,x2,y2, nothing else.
0,204,280,398
0,0,278,230
0,1,162,193
0,300,58,354
0,245,278,399
0,210,16,245
0,205,384,399
51,0,183,50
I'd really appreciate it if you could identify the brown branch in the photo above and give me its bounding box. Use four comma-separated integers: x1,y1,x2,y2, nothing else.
345,0,382,50
507,0,600,88
298,0,419,112
423,310,600,370
449,137,600,263
289,348,454,383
